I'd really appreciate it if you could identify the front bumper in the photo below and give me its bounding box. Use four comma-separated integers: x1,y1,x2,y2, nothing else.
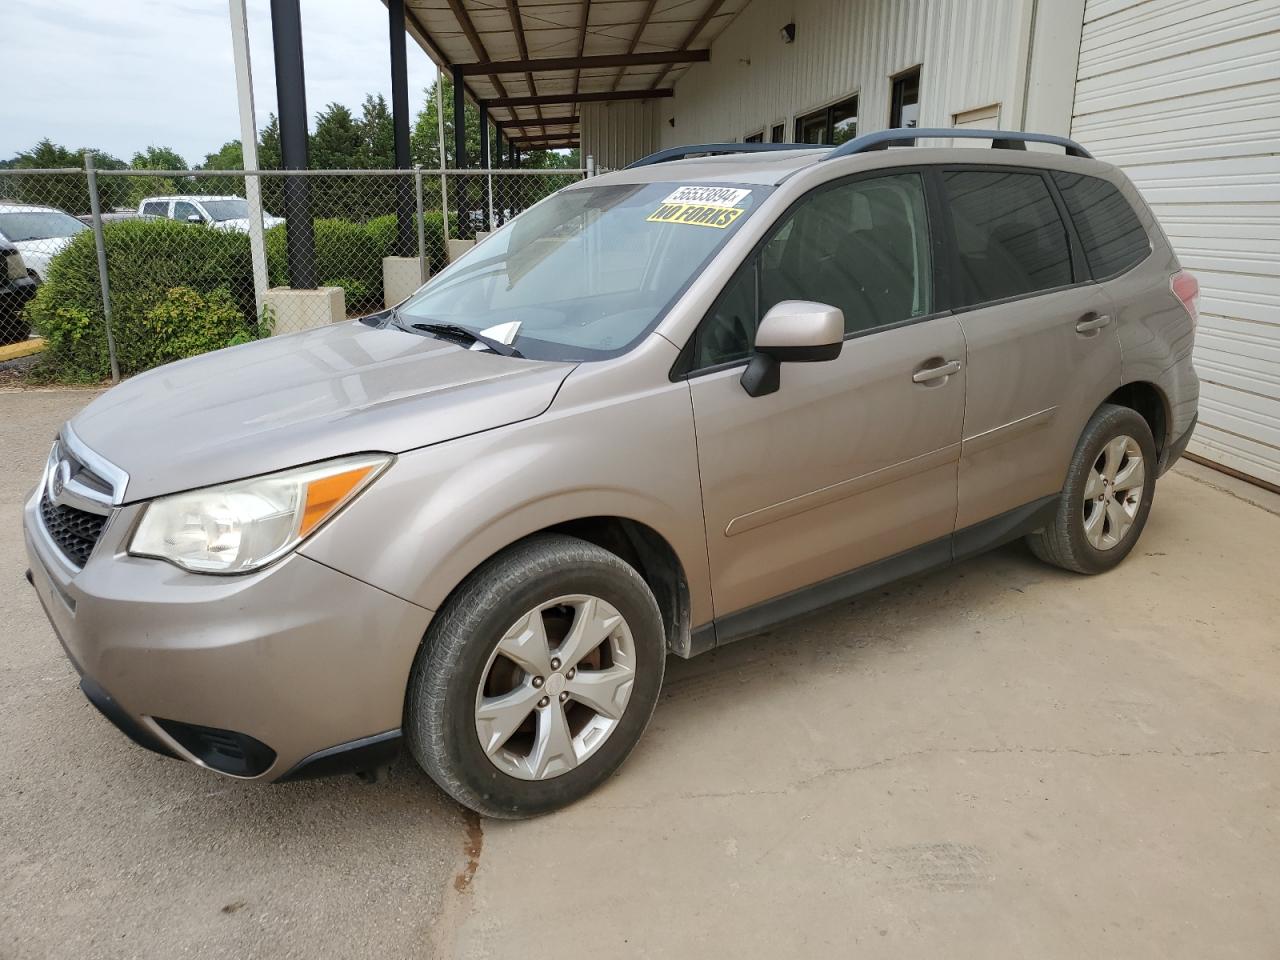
23,486,433,781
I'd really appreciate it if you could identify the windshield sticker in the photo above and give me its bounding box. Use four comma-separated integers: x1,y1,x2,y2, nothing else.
647,202,745,229
661,186,751,208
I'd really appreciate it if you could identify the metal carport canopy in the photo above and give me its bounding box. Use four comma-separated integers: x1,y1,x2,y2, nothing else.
388,0,750,152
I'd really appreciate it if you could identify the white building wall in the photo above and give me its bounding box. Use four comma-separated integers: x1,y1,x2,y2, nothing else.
658,0,1069,148
580,100,661,172
1072,0,1280,489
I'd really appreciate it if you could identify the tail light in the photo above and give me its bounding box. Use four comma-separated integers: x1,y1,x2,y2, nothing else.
1170,270,1199,327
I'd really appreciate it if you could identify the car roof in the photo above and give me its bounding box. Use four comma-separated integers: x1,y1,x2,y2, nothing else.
584,137,1112,190
0,202,66,214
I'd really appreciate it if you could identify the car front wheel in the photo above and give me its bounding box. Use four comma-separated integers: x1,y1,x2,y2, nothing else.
405,534,666,818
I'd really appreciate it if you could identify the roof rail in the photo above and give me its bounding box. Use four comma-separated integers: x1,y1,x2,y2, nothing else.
821,127,1093,161
624,142,822,169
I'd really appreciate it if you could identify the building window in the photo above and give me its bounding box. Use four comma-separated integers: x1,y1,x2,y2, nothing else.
794,95,859,145
770,123,785,143
744,131,764,143
890,67,921,128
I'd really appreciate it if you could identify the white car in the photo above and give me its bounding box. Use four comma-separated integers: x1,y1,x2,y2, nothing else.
137,196,284,233
0,203,89,282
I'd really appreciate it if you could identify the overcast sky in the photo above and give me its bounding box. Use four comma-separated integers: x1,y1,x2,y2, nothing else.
5,0,441,165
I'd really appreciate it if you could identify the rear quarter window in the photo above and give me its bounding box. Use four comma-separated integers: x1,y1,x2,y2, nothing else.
1052,172,1150,279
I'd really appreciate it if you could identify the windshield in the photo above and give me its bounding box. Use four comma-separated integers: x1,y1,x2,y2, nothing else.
200,199,250,221
0,211,88,243
396,180,769,361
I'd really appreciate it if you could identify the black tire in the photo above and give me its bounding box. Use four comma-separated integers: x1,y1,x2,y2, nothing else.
0,308,31,346
405,534,666,819
1027,403,1157,575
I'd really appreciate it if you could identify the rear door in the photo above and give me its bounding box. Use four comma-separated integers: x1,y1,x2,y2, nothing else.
685,171,966,625
941,166,1120,531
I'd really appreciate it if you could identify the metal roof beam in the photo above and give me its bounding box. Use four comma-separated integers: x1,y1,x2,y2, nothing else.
496,115,579,129
457,50,708,76
483,89,673,108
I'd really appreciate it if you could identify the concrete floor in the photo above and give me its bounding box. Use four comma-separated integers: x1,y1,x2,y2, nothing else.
3,389,1279,959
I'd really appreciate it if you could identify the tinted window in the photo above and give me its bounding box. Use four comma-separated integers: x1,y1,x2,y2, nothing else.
1052,172,1149,278
172,201,201,222
944,170,1072,305
141,201,168,217
693,173,933,368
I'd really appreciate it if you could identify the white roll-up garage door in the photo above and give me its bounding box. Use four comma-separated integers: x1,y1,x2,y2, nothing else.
1071,0,1280,489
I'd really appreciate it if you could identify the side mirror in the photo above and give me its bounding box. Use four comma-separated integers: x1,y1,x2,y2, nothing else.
741,300,844,397
186,213,203,224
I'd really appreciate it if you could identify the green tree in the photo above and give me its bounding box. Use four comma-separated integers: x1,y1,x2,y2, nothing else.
410,75,480,168
129,145,191,204
198,140,245,198
258,114,282,169
358,94,395,168
7,139,129,213
201,140,243,170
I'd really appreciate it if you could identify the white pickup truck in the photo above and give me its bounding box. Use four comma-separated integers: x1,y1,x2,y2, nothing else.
137,196,284,233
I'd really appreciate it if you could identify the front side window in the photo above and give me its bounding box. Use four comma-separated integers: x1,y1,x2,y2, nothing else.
943,170,1072,307
172,200,202,223
1052,172,1149,279
694,173,934,368
397,181,768,361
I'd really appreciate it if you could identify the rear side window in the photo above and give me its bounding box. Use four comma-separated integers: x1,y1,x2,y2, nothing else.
1052,172,1150,279
141,200,168,217
943,170,1073,306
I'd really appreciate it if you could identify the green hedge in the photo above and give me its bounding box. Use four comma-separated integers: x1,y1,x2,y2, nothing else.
24,220,260,381
265,212,446,311
24,213,448,381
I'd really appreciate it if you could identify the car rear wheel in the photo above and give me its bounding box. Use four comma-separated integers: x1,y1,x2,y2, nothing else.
1027,403,1157,575
405,534,665,818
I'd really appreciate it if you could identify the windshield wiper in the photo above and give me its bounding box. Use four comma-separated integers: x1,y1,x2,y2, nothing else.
409,321,524,358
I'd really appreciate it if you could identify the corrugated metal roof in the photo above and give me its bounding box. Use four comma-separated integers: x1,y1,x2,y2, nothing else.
396,0,751,146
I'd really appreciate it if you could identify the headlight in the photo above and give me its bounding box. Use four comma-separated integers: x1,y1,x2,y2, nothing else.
128,454,391,574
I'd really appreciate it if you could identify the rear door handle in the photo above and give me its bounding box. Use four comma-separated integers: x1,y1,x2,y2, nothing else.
1075,312,1112,333
912,359,962,383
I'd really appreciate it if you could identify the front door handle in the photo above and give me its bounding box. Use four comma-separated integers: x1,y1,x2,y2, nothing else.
912,359,962,383
1075,312,1112,333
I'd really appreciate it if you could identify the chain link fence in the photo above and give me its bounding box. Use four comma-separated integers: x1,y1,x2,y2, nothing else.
0,159,585,380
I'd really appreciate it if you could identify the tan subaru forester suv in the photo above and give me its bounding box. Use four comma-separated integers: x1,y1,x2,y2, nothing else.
25,130,1199,818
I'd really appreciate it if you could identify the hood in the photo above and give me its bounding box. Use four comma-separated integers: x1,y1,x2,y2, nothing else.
14,236,72,281
71,321,576,501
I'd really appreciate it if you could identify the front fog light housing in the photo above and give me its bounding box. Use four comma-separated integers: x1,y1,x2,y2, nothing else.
129,454,391,574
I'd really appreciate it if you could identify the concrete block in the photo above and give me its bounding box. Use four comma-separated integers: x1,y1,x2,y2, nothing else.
475,231,491,242
263,286,346,335
382,256,426,308
447,239,475,263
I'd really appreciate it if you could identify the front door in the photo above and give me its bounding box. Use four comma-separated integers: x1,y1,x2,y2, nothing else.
685,171,966,628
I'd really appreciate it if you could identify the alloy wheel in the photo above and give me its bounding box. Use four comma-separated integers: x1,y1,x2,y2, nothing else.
474,595,637,780
1082,434,1145,551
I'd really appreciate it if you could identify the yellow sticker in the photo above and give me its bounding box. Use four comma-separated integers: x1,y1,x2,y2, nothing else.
646,202,745,229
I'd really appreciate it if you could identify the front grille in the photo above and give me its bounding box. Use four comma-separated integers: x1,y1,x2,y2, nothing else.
39,492,108,568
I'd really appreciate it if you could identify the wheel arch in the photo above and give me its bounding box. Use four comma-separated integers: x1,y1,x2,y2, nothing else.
1103,380,1170,455
427,512,698,659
